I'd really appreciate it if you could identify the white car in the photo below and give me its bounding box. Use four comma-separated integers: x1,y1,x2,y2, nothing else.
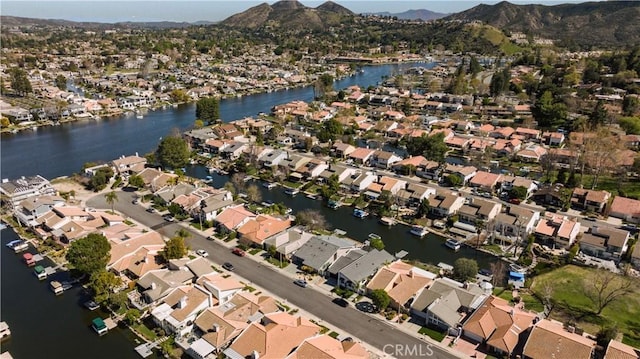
196,249,209,257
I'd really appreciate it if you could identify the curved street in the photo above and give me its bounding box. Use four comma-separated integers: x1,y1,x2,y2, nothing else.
87,190,463,359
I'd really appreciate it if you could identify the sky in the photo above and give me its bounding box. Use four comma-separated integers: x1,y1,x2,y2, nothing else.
1,0,592,23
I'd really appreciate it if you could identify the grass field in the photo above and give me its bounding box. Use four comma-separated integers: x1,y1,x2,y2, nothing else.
531,265,640,347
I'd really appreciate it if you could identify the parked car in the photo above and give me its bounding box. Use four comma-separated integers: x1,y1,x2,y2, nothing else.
355,302,376,313
509,198,521,204
232,247,246,257
146,207,155,213
163,215,175,222
222,262,234,271
293,279,308,288
196,249,208,257
332,298,349,308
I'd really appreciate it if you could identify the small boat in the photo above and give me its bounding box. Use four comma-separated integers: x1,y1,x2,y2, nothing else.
306,194,317,200
0,223,7,230
61,281,74,291
91,318,108,335
50,280,64,295
353,209,369,219
34,265,47,280
12,241,29,253
284,188,299,196
0,321,11,341
262,182,277,189
410,225,429,237
368,233,382,241
6,239,22,248
379,217,396,226
84,300,100,311
23,253,36,267
433,220,446,230
327,200,341,209
445,239,461,251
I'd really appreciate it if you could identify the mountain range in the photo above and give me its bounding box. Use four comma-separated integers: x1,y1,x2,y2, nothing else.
369,9,449,21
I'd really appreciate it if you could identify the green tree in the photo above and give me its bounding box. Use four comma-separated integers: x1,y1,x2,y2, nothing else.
509,186,528,200
193,119,204,129
468,56,482,76
314,73,334,100
370,289,391,311
156,133,189,169
582,269,634,315
589,101,608,129
317,118,344,143
161,235,188,261
622,96,640,116
618,116,640,135
596,325,619,347
453,258,478,281
532,90,567,129
105,191,118,213
444,174,463,187
245,184,262,203
124,309,141,325
88,269,122,303
369,237,385,251
65,233,111,276
55,74,67,90
404,133,448,163
9,68,32,96
89,167,114,191
195,97,220,124
416,198,431,218
128,174,145,189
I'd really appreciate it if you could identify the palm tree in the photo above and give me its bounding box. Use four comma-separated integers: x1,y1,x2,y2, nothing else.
105,191,118,213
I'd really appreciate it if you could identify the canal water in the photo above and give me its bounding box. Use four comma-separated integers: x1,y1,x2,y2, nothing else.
188,166,496,269
0,228,148,358
0,62,434,180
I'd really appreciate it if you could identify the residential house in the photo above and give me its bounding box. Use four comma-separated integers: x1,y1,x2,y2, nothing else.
493,206,540,244
571,188,611,213
336,249,395,293
457,198,502,226
428,190,465,218
469,171,502,194
214,205,256,234
264,227,314,260
281,154,311,175
366,261,436,309
191,292,279,357
196,273,244,305
522,319,596,359
396,183,436,207
372,150,403,169
111,154,147,177
285,334,369,359
604,339,640,359
0,175,57,208
530,184,567,208
609,196,640,223
416,160,444,181
107,231,166,279
237,214,292,248
493,139,522,157
259,150,288,168
548,148,579,168
579,226,630,261
151,285,214,338
223,312,320,359
292,235,361,275
444,165,477,185
297,158,328,179
345,172,377,193
378,176,407,195
155,183,196,205
490,127,515,139
221,142,248,160
462,296,537,357
134,268,196,309
196,190,234,222
410,278,488,331
534,213,581,249
516,144,548,163
317,165,358,185
632,244,640,270
332,142,356,159
348,148,376,165
14,195,65,227
500,176,538,199
137,168,177,192
542,131,565,146
391,155,427,175
515,127,541,141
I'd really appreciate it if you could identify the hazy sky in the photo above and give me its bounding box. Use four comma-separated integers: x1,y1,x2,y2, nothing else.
1,0,590,23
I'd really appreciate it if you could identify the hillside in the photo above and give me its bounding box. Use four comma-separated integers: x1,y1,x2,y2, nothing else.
0,15,201,29
221,0,353,30
445,1,640,48
371,9,449,21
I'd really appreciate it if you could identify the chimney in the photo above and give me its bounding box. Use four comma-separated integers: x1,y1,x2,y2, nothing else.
178,296,188,309
151,282,157,290
213,323,220,332
251,350,260,359
592,226,598,235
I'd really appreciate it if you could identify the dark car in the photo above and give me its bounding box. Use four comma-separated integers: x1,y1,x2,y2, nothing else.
355,301,376,313
222,262,234,271
478,268,493,277
293,279,308,288
332,298,349,308
146,207,155,213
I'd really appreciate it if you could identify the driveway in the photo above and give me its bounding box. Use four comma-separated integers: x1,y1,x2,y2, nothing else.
87,191,463,359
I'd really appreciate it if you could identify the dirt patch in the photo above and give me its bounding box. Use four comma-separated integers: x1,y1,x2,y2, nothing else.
51,178,95,203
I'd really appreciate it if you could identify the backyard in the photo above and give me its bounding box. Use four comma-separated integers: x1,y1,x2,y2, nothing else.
530,265,640,347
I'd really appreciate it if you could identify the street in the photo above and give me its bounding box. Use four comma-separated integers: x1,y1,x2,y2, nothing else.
87,190,463,359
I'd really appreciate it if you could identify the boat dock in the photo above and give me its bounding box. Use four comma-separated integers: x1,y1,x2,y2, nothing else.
134,337,167,358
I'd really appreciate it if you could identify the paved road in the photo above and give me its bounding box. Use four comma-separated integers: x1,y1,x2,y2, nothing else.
88,190,463,359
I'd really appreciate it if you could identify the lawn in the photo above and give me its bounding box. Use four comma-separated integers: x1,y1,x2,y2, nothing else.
132,323,157,341
531,265,640,346
266,257,289,268
249,248,261,255
418,326,446,342
493,287,513,302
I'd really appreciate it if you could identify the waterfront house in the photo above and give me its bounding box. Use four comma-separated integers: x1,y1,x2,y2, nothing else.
428,189,465,218
137,168,177,192
151,284,214,338
292,235,361,275
259,149,288,168
237,214,292,248
609,196,640,223
285,334,368,359
317,165,358,185
192,190,234,222
281,154,311,174
457,198,502,227
571,188,611,213
366,261,436,309
155,183,196,204
223,312,320,359
410,278,488,331
462,296,537,357
522,319,596,359
134,268,196,309
192,292,279,357
195,273,243,305
107,231,165,279
0,175,57,209
493,206,540,244
214,205,256,234
221,142,247,160
335,249,395,294
534,213,581,249
264,227,314,260
111,154,147,177
377,176,406,195
14,195,65,227
346,172,377,193
579,226,630,261
297,158,328,179
396,183,436,207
